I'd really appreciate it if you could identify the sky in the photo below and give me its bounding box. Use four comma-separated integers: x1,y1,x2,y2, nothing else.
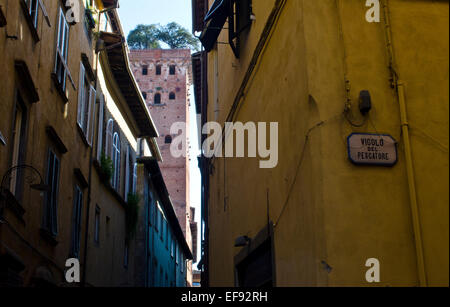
118,1,203,268
118,0,193,36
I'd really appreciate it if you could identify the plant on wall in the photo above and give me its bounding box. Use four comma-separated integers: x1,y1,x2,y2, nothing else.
125,193,141,242
100,152,114,183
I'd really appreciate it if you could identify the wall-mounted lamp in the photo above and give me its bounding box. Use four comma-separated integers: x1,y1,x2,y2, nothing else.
0,165,49,219
359,90,372,115
234,235,251,247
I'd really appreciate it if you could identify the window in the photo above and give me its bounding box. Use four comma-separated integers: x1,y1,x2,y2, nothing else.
70,185,83,258
169,65,176,75
154,93,161,105
155,203,161,233
155,65,161,75
96,95,104,161
24,0,39,29
54,8,70,92
77,61,96,144
160,216,164,241
148,192,154,227
165,135,172,144
181,255,184,273
153,260,158,286
42,149,60,236
165,222,169,250
10,95,27,196
105,119,114,158
142,92,147,100
112,132,120,190
169,92,176,100
142,66,148,75
132,163,137,194
124,146,130,200
235,229,274,287
124,242,129,268
94,206,100,244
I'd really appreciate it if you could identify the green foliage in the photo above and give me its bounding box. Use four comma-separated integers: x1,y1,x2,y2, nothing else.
127,23,199,51
100,152,113,183
157,22,200,51
125,193,141,242
127,24,162,50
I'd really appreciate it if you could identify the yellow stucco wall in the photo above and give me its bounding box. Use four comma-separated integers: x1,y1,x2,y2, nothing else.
0,0,96,285
206,0,448,287
0,0,142,286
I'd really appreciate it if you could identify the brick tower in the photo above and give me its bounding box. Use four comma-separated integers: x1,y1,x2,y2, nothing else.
129,49,195,285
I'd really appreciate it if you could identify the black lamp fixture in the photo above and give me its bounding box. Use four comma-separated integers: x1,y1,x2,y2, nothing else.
359,90,372,115
0,165,50,196
0,165,49,219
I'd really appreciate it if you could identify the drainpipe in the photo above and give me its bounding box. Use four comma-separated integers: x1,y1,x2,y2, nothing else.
397,81,427,286
382,0,427,286
82,8,103,287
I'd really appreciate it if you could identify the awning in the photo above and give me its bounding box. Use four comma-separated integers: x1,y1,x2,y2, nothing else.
199,0,230,52
99,31,158,138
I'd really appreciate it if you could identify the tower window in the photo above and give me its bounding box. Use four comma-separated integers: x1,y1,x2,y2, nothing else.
156,65,162,75
142,92,147,100
169,65,176,75
165,135,173,144
169,92,176,100
154,93,161,105
142,66,148,75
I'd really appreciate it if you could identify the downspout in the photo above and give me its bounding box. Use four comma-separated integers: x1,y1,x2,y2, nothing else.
397,81,427,286
382,0,427,286
82,9,103,287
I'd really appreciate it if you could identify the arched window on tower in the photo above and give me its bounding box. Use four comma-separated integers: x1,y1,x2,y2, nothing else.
154,93,161,105
165,135,173,144
169,92,176,100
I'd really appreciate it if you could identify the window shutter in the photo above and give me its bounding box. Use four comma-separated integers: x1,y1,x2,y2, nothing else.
51,155,60,236
87,85,96,145
125,146,130,200
97,95,104,161
77,62,85,127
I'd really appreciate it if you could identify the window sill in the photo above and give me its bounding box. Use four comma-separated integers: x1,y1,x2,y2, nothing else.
19,0,40,42
76,124,91,148
39,228,59,247
51,73,69,103
149,103,167,107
